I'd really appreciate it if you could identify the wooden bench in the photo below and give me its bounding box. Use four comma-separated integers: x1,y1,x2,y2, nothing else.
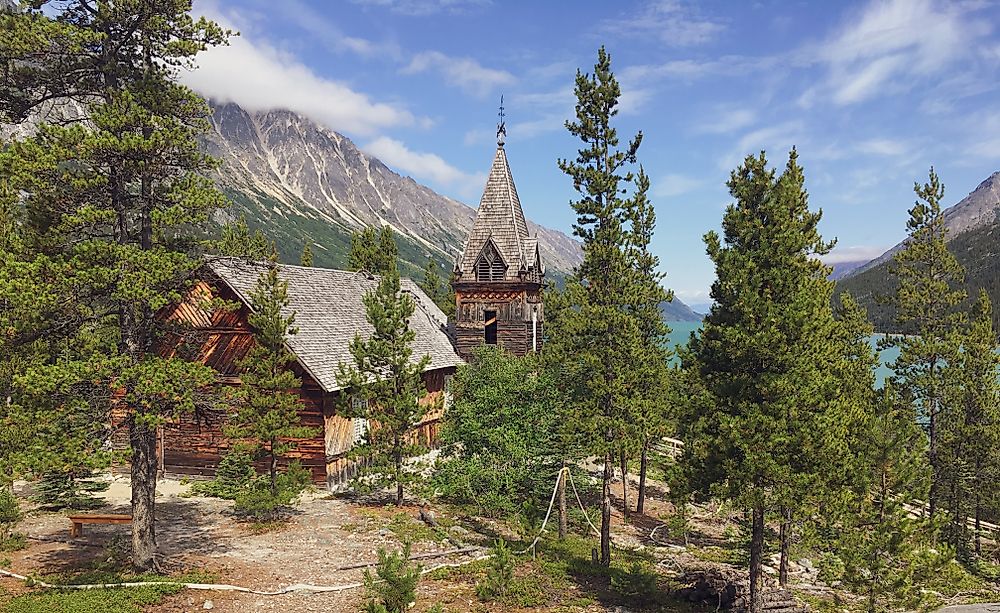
68,514,132,538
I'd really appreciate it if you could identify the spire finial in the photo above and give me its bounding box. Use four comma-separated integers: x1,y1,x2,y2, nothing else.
496,94,506,146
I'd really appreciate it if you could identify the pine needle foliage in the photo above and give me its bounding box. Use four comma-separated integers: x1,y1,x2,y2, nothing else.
546,46,670,567
881,168,967,522
337,259,432,506
349,226,399,275
226,263,318,500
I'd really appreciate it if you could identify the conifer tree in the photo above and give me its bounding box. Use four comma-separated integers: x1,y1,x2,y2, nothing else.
300,242,314,267
419,259,455,319
881,168,966,521
546,47,669,566
226,263,317,496
942,290,999,556
0,1,230,571
337,259,432,506
218,216,274,260
349,226,398,275
679,150,843,611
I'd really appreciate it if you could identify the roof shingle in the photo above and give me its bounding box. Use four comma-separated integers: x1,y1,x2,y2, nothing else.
207,258,463,392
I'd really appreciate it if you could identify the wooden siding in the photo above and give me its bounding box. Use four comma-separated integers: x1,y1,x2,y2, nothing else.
453,280,543,360
113,277,459,488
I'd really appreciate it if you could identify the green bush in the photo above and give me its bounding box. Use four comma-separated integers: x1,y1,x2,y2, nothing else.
188,449,256,500
611,561,659,604
476,539,515,601
233,461,311,520
31,470,108,510
0,487,23,549
363,542,421,613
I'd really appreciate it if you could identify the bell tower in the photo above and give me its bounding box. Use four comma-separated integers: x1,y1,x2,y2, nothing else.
452,101,543,361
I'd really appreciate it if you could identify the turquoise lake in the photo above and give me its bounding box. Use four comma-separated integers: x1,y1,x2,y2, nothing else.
666,321,899,386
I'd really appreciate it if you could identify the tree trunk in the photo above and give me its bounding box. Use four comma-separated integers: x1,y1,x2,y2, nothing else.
637,441,648,515
619,449,629,521
394,437,403,507
974,490,982,557
779,506,791,587
130,419,158,572
558,464,567,540
749,503,765,613
601,449,613,567
269,440,278,496
928,360,938,521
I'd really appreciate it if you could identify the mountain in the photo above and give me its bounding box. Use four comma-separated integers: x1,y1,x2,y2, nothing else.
835,171,1000,332
828,260,869,280
660,298,703,322
203,102,584,280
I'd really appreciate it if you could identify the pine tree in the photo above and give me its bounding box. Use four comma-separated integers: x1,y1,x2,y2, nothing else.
226,263,317,498
218,216,275,260
0,1,230,571
942,290,999,556
337,259,431,506
881,168,966,522
545,47,669,566
679,150,843,611
349,226,398,275
418,259,455,319
300,242,314,267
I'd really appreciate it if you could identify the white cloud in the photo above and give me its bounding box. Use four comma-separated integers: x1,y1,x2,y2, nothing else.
807,0,990,106
856,138,909,157
717,121,805,170
603,0,725,47
403,51,515,97
276,0,401,59
363,137,485,197
654,174,702,198
694,108,756,134
820,245,888,265
181,14,418,137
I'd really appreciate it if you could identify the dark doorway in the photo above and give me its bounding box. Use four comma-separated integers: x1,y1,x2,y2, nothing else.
484,310,497,345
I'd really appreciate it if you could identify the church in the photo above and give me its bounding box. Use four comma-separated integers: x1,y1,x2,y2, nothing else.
451,119,545,360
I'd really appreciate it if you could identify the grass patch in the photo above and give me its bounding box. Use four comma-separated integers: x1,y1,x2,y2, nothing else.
0,533,27,552
387,512,446,544
242,519,287,535
2,583,181,613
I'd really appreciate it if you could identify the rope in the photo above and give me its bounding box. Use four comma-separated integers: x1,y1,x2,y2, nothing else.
0,553,489,596
565,467,601,537
516,466,567,557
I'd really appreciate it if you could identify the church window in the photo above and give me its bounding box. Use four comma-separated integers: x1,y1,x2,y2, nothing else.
475,241,507,282
484,310,497,345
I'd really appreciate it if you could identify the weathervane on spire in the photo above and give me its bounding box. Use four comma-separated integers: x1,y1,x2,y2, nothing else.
496,94,506,146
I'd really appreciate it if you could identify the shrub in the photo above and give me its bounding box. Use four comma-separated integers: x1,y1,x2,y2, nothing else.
189,449,256,500
363,542,421,613
233,461,310,520
610,561,659,605
32,470,108,510
0,487,23,549
476,539,515,601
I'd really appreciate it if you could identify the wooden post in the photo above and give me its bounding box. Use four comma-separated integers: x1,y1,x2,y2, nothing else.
558,465,567,539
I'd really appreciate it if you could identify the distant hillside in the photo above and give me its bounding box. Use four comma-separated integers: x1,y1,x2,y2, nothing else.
661,298,703,322
835,171,1000,333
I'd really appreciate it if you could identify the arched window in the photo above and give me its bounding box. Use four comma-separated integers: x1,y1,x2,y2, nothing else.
475,241,507,282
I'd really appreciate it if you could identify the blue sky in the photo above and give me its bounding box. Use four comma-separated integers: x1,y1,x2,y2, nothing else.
183,0,1000,310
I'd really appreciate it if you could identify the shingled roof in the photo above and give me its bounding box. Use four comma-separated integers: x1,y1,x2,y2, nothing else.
457,144,542,282
206,258,463,393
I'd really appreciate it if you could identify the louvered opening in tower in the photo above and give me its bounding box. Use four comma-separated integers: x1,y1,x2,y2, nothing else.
475,241,507,282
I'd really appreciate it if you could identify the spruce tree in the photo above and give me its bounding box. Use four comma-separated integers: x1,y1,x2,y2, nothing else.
0,1,230,571
300,242,314,267
418,259,455,319
943,290,999,556
217,216,274,260
349,226,398,275
337,259,431,506
226,262,317,498
546,47,669,566
881,168,966,522
679,150,843,611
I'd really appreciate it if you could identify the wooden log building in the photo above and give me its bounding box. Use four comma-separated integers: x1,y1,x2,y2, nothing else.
153,258,463,488
133,120,544,489
452,124,544,360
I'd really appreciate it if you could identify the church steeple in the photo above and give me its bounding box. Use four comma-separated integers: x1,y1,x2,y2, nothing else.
451,106,544,360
